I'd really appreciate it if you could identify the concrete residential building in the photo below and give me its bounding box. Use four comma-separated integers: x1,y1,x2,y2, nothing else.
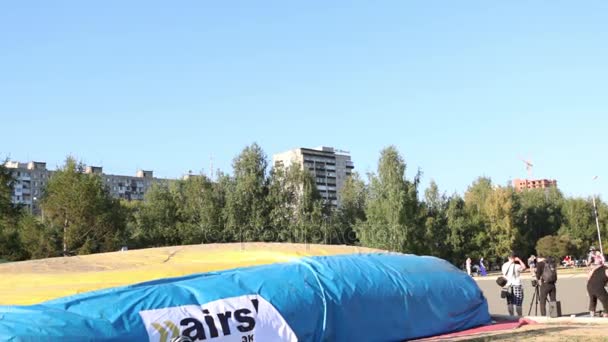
85,166,163,201
4,161,52,212
273,146,354,206
513,178,557,192
4,161,168,212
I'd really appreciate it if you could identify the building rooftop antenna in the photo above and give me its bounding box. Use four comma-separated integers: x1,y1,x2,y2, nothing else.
334,148,350,155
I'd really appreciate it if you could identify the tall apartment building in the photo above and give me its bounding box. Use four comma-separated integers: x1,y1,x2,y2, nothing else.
4,161,51,211
513,178,557,192
85,166,163,201
273,146,354,206
4,161,168,212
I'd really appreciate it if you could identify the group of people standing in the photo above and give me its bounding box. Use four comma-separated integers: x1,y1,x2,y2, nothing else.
497,249,608,318
465,257,487,277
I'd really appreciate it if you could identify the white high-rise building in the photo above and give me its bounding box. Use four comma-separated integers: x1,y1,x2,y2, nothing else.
272,146,354,206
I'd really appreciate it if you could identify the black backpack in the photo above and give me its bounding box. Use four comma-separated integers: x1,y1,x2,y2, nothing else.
542,261,557,283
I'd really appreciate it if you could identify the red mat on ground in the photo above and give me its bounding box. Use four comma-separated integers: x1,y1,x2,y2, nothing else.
413,318,538,341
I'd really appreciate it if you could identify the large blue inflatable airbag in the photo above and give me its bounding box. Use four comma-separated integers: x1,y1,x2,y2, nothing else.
0,253,490,341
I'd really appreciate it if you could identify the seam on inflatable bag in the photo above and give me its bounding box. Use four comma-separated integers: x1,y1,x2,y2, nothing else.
292,257,328,337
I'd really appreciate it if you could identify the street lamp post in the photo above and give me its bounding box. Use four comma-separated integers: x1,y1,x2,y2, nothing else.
592,176,604,256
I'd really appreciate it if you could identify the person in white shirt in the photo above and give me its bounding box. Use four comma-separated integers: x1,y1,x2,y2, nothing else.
594,250,605,266
466,257,472,276
501,252,527,316
587,247,597,267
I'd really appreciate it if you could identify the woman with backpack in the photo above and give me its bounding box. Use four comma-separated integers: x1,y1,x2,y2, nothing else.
535,255,558,316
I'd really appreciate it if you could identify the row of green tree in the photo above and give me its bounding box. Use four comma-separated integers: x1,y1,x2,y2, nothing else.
1,144,607,266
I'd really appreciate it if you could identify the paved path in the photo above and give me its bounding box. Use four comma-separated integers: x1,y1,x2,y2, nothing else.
475,272,607,316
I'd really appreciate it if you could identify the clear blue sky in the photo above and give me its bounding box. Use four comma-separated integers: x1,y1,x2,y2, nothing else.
1,1,607,199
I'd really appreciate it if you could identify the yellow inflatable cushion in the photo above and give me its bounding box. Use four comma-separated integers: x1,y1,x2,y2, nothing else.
0,243,378,305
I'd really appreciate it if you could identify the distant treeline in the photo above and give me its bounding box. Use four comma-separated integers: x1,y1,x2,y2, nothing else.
1,143,606,265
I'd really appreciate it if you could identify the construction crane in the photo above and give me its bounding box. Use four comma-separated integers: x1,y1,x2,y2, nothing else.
519,157,533,178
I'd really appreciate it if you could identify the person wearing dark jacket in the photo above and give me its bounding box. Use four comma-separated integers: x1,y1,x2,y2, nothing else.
587,265,608,317
535,256,557,316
